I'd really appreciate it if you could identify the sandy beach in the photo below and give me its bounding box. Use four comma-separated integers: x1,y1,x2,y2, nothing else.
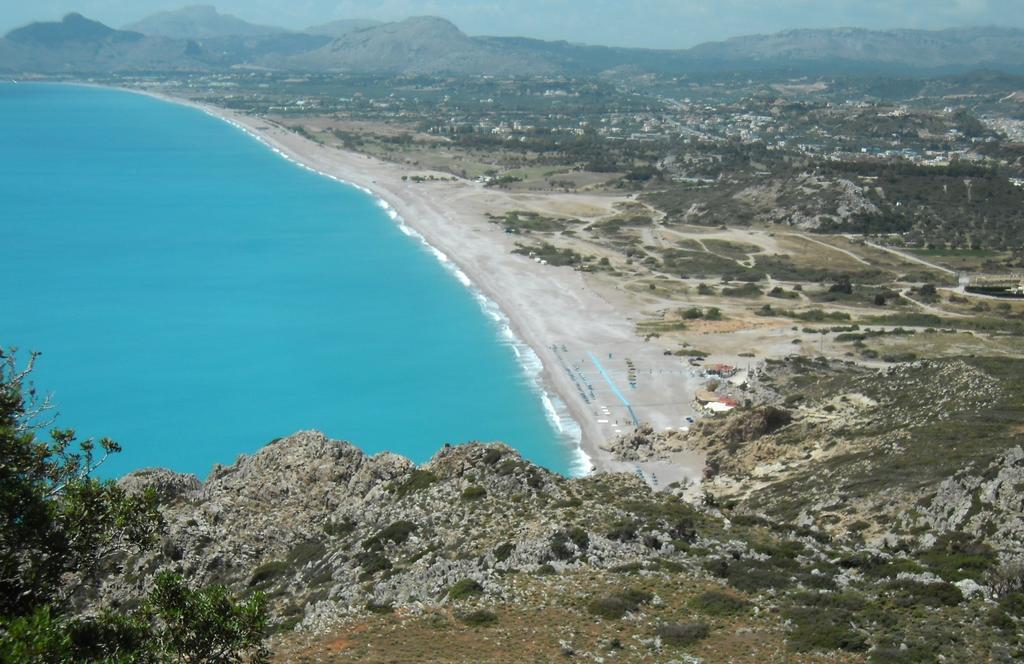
140,90,706,486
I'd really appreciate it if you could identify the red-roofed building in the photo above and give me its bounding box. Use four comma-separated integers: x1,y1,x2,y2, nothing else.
705,363,737,378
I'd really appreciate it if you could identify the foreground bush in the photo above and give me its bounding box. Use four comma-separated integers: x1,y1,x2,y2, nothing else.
0,349,268,663
689,590,750,616
587,588,653,619
657,622,710,647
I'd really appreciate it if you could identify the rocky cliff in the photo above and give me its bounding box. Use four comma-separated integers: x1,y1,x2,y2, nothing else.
97,432,703,631
73,410,1024,661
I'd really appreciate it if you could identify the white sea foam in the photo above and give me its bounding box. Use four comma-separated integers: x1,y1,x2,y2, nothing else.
211,110,590,476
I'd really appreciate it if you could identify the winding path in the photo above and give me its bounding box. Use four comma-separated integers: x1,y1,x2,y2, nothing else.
848,236,958,276
783,233,871,266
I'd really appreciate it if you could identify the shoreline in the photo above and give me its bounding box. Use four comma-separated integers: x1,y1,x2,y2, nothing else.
224,112,604,475
141,89,605,476
73,82,707,485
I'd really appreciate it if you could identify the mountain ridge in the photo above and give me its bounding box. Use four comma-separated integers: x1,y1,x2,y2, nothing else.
2,13,202,72
3,12,1024,75
303,18,383,39
123,4,284,39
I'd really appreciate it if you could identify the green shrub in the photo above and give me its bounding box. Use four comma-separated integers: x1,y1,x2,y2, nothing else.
769,286,799,299
656,558,685,573
885,579,963,607
706,559,794,593
458,609,497,626
621,498,699,541
365,601,393,614
248,561,287,587
0,354,267,664
997,591,1024,617
882,352,918,363
550,527,590,560
461,486,487,501
481,449,503,465
657,622,710,647
588,589,653,619
609,562,643,574
354,551,392,580
785,607,868,653
857,557,923,580
987,608,1015,632
588,596,630,619
496,459,524,476
287,540,327,566
682,307,705,319
606,520,639,542
689,590,749,616
919,532,995,582
729,514,769,528
753,538,805,559
447,579,484,600
619,588,654,606
395,470,438,499
493,543,514,562
323,518,357,538
722,283,763,298
535,564,556,576
362,521,418,551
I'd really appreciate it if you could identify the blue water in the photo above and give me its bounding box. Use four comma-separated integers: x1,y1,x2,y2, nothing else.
0,83,579,478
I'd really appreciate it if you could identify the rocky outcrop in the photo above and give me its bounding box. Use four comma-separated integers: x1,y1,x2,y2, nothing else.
601,423,689,461
119,467,200,502
689,406,792,449
90,431,704,630
917,446,1024,558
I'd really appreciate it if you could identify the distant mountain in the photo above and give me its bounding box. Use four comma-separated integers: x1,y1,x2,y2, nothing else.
294,19,1024,76
304,18,382,39
477,36,693,76
4,13,1024,77
124,5,283,39
291,16,556,75
485,26,1024,77
687,26,1024,73
7,12,143,46
194,33,332,64
1,13,202,72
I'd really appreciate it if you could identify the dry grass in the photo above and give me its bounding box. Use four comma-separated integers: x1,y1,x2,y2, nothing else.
270,572,863,663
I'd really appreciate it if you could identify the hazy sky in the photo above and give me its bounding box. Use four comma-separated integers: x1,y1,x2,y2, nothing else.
3,0,1023,48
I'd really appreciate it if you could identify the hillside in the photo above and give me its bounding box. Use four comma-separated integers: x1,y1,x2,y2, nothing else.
124,5,284,39
290,16,557,76
304,18,383,39
69,352,1024,663
689,26,1024,72
7,12,143,46
1,13,202,72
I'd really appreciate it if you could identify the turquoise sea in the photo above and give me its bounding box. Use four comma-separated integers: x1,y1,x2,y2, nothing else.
0,83,580,478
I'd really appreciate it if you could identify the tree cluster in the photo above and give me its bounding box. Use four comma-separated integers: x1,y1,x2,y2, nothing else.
0,349,268,663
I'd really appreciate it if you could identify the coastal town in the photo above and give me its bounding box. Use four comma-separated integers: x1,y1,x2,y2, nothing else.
83,70,1024,174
